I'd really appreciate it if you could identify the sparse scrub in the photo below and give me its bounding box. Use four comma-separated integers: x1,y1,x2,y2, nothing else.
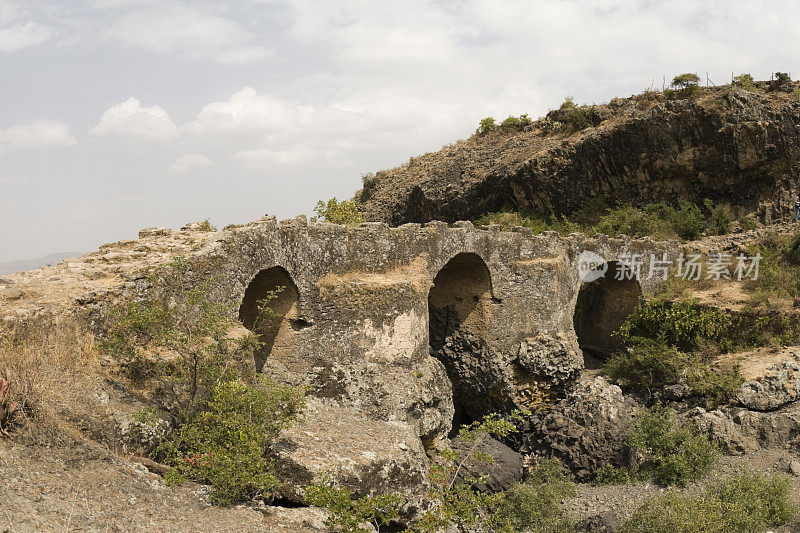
591,465,634,486
198,219,217,232
739,216,758,231
629,405,718,487
621,470,797,533
475,199,736,241
744,231,800,308
666,73,701,99
101,258,305,505
733,73,757,92
0,324,96,440
158,379,304,505
605,337,743,406
497,458,576,533
617,298,731,350
500,114,532,132
306,477,404,533
313,197,366,225
477,117,497,134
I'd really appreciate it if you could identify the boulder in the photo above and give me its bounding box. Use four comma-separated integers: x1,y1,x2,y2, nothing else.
688,402,800,453
271,398,429,516
686,407,759,455
736,361,800,411
449,435,524,493
521,376,639,480
262,506,374,533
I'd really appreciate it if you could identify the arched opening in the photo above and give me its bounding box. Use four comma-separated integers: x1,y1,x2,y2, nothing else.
572,261,642,366
428,253,493,431
239,267,303,372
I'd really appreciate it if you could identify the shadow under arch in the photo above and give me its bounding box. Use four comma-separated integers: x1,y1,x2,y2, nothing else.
572,261,642,365
239,266,305,372
428,252,494,431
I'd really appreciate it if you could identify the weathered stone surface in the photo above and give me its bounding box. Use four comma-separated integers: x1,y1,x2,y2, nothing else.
262,506,370,533
686,407,760,455
689,402,800,454
521,376,639,480
737,361,800,411
271,398,429,515
358,86,800,225
449,435,524,493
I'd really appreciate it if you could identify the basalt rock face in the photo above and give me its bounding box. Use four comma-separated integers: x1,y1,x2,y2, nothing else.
357,85,800,225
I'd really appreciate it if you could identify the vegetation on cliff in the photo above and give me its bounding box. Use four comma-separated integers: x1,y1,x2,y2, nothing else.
99,257,306,505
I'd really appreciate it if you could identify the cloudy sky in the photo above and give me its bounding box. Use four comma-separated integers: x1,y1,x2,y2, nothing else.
1,0,798,261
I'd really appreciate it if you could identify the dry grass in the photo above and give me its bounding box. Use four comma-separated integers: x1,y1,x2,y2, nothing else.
0,319,97,442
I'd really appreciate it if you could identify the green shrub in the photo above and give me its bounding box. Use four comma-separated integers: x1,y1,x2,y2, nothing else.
745,232,800,307
500,114,532,132
415,411,528,533
198,219,217,232
672,200,706,240
591,465,634,486
618,298,731,350
621,470,797,533
605,337,743,407
306,477,404,533
787,231,800,265
733,73,757,92
672,73,700,88
560,96,577,110
708,469,797,530
606,338,688,394
630,405,717,487
158,379,304,505
739,216,758,231
794,88,800,101
704,201,731,236
313,198,366,225
477,117,497,134
774,72,791,88
498,458,576,533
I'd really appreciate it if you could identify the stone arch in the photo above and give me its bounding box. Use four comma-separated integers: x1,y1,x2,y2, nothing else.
572,261,642,363
428,252,494,430
239,266,303,372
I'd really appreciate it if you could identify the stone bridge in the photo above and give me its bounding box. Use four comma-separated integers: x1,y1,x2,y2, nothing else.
160,215,679,441
0,214,680,503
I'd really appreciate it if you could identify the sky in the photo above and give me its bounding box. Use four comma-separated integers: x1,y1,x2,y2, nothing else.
1,0,799,262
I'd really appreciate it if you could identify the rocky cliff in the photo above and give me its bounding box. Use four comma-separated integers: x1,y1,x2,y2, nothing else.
357,83,800,225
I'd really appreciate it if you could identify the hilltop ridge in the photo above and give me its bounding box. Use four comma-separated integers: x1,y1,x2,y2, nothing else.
357,80,800,226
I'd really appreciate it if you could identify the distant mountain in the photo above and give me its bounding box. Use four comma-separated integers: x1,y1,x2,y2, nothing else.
0,252,82,275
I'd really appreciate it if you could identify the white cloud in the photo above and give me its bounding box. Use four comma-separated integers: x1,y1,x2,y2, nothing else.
0,22,51,52
105,5,271,64
0,121,76,150
169,153,212,174
91,98,179,141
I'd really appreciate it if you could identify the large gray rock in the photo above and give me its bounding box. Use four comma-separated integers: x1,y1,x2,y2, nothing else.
262,507,375,533
271,399,429,516
449,435,524,493
737,361,800,411
522,376,639,480
689,402,800,454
